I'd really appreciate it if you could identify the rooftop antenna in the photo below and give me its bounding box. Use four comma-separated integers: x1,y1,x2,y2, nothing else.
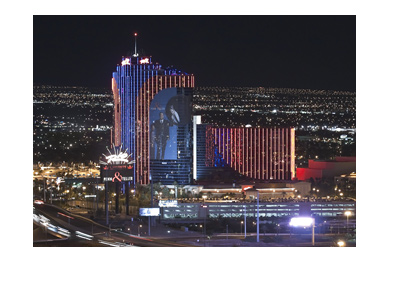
133,32,139,57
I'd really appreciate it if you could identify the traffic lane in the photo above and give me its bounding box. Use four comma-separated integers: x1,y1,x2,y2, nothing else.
34,203,108,234
102,230,195,247
34,203,191,246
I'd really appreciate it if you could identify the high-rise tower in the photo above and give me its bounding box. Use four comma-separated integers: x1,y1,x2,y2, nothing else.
112,35,195,185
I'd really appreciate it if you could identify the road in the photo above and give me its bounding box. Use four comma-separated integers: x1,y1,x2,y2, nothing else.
33,202,354,247
33,202,193,247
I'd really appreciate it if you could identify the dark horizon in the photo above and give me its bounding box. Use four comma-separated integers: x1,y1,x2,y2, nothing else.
34,15,356,92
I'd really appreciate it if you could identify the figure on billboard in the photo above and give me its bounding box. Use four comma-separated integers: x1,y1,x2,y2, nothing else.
150,123,156,159
154,112,170,160
166,95,191,126
169,105,180,125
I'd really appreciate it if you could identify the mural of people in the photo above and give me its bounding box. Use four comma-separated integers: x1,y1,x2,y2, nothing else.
150,123,156,159
169,104,180,125
150,88,192,160
154,112,170,160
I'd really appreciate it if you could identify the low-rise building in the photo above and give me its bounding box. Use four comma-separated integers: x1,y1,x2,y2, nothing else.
296,157,356,180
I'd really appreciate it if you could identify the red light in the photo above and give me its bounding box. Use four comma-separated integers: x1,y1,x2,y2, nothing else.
134,33,138,36
58,212,74,219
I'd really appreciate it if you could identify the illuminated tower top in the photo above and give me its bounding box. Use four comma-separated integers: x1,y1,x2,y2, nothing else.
133,32,139,58
112,34,195,185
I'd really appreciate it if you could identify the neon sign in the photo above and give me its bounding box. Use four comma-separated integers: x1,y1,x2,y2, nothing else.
140,58,149,64
121,58,131,66
105,152,130,164
100,144,134,165
112,172,123,182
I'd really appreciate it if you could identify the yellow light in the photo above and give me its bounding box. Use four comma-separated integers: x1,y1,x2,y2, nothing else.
345,211,352,216
337,240,345,247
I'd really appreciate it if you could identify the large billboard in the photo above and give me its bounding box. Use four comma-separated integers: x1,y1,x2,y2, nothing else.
149,88,192,160
100,164,134,182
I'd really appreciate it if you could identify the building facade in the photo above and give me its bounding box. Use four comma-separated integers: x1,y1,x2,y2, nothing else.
296,157,356,180
160,201,356,219
112,55,195,185
195,126,296,181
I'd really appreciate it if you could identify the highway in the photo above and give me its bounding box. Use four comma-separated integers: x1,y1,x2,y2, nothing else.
33,202,193,247
33,202,354,247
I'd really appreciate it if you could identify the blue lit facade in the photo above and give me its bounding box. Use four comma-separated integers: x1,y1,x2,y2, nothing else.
112,56,195,185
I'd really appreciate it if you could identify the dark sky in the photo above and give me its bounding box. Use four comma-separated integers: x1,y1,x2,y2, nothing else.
33,15,355,91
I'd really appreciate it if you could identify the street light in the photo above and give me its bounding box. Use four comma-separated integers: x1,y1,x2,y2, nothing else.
138,224,142,237
344,211,352,234
241,221,243,236
200,204,208,246
337,240,345,247
289,217,316,246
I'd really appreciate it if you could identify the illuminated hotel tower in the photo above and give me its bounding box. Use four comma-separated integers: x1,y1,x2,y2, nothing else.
195,125,295,181
211,127,295,180
112,34,195,185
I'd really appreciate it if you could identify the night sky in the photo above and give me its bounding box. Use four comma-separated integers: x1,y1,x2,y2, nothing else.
34,15,355,91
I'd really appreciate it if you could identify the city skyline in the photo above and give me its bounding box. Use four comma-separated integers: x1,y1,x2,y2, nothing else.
34,15,355,91
32,13,357,249
18,2,398,283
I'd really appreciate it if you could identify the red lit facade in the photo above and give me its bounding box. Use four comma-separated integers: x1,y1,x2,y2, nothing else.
296,157,356,180
212,127,295,180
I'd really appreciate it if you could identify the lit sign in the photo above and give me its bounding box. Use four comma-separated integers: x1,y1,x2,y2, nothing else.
105,151,130,164
100,164,134,182
103,176,133,182
121,58,131,66
140,58,149,64
158,200,178,208
139,208,160,216
84,195,97,198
